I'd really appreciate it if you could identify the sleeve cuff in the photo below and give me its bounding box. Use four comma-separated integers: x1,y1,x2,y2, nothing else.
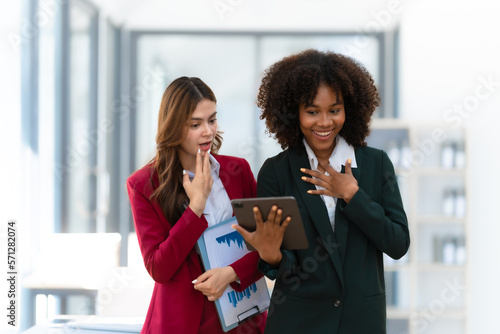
258,250,296,280
258,258,279,280
340,187,371,220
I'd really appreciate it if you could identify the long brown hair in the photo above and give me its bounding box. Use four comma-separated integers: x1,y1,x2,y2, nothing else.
151,77,222,224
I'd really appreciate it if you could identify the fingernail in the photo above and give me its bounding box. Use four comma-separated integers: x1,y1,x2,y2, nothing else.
347,158,351,164
192,279,197,284
307,190,312,194
198,148,201,154
300,168,306,172
301,176,307,181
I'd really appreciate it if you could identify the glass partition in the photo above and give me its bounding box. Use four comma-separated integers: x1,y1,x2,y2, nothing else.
134,33,383,173
67,3,95,232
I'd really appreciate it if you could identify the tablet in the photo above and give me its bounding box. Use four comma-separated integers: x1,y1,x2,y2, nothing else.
231,196,309,251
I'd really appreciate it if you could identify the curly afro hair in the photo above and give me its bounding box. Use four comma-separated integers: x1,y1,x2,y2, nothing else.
257,49,380,150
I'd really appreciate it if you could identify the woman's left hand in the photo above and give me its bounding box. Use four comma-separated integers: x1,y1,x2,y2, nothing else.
232,206,290,267
301,159,359,203
192,266,238,301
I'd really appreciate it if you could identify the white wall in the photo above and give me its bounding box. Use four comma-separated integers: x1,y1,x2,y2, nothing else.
400,0,500,332
0,4,22,334
95,0,400,31
0,1,22,224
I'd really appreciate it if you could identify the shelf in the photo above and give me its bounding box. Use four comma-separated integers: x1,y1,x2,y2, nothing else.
369,121,468,334
387,310,467,321
417,216,466,224
416,263,466,272
387,308,411,318
415,168,466,176
384,264,411,272
395,167,466,176
413,309,466,319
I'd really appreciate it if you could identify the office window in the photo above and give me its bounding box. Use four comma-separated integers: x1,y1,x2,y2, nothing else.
38,6,56,236
103,22,121,233
258,35,380,83
66,2,97,232
132,33,384,174
134,35,258,169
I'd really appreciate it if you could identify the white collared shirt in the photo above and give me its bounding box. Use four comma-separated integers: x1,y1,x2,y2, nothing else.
303,136,357,231
186,154,233,227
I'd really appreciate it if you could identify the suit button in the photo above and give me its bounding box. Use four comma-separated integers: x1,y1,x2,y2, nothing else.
334,299,342,307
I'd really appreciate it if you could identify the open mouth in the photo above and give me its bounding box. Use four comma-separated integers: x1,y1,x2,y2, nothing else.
312,130,333,139
199,141,212,151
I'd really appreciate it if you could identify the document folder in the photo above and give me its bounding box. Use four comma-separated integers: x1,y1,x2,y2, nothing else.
196,217,270,332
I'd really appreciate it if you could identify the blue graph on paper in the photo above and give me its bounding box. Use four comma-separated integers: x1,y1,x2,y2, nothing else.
199,218,270,329
215,231,246,249
227,283,258,308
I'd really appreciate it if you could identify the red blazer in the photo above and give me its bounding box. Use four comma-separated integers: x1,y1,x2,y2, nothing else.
127,154,266,334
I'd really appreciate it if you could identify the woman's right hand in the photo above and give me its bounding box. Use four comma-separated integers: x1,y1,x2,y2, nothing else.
183,150,213,217
232,205,291,267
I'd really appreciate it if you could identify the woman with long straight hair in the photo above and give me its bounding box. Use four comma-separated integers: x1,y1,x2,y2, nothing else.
127,76,266,333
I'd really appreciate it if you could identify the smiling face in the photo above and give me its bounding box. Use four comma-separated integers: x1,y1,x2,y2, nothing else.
299,85,345,160
178,99,218,171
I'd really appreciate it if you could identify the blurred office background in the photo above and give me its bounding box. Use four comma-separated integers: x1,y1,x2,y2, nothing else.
1,0,500,333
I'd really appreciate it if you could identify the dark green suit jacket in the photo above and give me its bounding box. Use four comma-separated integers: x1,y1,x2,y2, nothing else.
257,145,410,334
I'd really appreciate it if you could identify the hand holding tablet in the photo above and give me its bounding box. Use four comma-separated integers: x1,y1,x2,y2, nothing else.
230,197,309,251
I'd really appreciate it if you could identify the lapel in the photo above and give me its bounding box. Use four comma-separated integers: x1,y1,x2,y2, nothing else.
288,149,344,288
213,154,241,201
334,146,362,267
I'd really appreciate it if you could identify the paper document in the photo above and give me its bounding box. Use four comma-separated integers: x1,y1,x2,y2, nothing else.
197,217,269,332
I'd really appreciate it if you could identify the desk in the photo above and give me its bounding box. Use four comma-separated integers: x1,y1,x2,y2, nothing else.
22,233,122,331
23,317,143,334
22,270,108,330
22,267,153,331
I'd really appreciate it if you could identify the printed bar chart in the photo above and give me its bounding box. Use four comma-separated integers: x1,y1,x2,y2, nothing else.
198,217,270,331
227,283,258,308
216,231,246,249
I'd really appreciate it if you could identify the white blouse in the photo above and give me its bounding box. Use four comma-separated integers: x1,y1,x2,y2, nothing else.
186,154,233,227
303,136,357,231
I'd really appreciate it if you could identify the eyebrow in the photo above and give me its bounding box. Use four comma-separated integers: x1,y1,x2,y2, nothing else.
190,111,217,121
307,101,344,108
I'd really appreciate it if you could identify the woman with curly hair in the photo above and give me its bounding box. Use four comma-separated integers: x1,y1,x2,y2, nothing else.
127,76,266,333
234,49,410,333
